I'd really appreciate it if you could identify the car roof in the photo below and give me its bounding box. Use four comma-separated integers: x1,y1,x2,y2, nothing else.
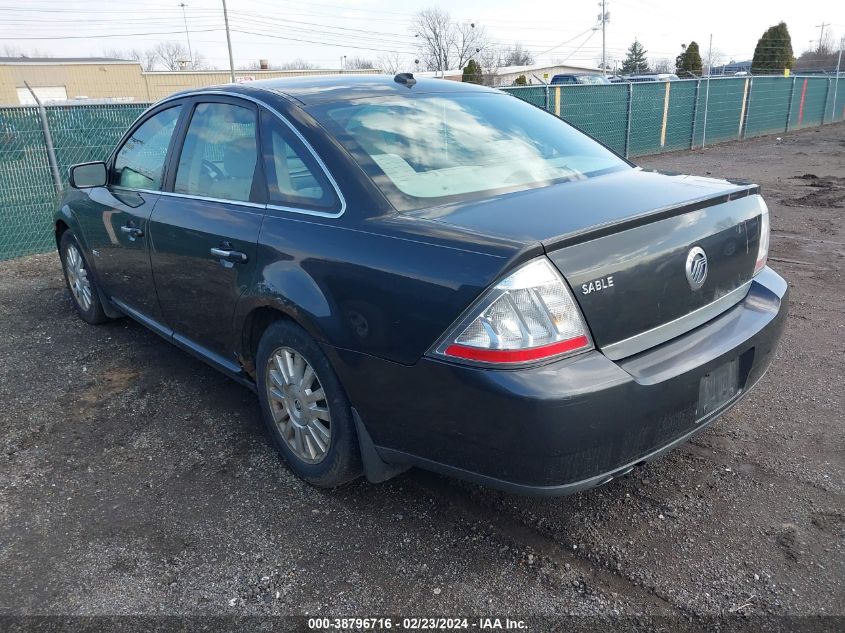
200,74,502,107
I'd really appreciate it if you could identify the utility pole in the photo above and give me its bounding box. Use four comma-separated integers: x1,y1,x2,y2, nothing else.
179,3,193,65
702,33,713,148
815,22,830,53
222,0,235,83
599,0,609,75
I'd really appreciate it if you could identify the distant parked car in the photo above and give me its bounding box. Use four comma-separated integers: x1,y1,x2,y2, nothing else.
55,74,787,495
550,74,611,85
626,73,680,82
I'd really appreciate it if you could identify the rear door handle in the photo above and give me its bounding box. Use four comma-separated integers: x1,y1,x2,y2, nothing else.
120,225,144,240
210,247,248,264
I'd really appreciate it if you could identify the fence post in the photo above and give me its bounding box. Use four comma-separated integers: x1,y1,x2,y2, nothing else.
701,74,712,148
624,82,633,158
785,76,797,132
545,85,550,112
25,81,62,195
690,79,701,149
823,77,832,124
739,77,752,140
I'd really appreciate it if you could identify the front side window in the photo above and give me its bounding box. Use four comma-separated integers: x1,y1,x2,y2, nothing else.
113,105,181,190
308,93,629,212
260,113,338,212
175,102,258,203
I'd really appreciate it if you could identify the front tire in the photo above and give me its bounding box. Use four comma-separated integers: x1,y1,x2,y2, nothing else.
59,231,108,325
256,320,362,488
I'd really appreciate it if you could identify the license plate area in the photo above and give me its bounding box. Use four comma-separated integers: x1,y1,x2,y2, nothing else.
697,358,739,417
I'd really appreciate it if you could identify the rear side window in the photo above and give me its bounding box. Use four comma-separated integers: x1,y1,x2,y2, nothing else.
175,102,258,203
113,105,181,190
260,112,339,212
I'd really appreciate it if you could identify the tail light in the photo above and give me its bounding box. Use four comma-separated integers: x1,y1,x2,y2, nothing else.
754,202,769,275
431,257,592,367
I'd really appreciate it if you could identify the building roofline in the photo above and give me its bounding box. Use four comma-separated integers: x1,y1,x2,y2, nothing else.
0,57,140,65
141,68,380,75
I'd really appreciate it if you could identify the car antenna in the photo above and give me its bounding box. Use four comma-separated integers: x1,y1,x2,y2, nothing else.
394,72,416,87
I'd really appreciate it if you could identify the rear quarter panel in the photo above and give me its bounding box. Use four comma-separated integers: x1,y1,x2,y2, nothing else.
234,213,536,366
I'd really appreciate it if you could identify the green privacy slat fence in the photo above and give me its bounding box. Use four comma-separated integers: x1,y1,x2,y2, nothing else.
788,77,828,129
558,83,629,155
745,76,793,137
0,102,149,260
0,107,56,260
46,104,149,180
2,77,845,260
503,75,845,157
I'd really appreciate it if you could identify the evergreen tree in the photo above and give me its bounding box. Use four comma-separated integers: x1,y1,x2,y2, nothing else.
751,22,794,74
675,41,703,76
462,59,482,84
621,39,649,74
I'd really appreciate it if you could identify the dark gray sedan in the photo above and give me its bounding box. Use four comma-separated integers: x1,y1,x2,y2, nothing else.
54,75,787,494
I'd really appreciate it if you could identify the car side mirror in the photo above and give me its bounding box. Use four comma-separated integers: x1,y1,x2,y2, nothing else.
69,161,107,189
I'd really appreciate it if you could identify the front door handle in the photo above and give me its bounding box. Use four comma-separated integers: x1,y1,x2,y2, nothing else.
120,225,144,240
210,247,248,264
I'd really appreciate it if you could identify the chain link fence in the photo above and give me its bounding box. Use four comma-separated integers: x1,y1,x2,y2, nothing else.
0,102,149,260
1,75,844,260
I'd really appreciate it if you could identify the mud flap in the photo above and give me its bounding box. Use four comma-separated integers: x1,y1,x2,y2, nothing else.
352,408,409,483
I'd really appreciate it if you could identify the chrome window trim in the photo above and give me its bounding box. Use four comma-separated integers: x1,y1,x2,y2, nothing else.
158,190,266,211
154,89,347,219
601,280,753,361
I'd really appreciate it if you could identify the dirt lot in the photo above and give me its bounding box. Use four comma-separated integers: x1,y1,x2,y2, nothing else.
1,124,843,629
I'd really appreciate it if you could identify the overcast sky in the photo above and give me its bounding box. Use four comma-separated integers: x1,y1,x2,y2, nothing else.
2,0,843,70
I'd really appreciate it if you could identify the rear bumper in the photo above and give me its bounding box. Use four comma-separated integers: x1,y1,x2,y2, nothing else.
328,267,788,495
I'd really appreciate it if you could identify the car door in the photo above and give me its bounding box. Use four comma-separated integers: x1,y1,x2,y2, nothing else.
78,104,185,320
148,96,264,361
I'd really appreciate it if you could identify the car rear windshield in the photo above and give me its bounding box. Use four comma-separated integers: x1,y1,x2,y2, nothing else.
576,75,609,84
308,93,629,212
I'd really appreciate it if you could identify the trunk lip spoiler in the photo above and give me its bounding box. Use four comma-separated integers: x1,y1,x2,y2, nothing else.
542,184,761,251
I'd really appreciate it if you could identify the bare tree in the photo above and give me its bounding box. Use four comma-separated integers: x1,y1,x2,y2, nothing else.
376,52,413,74
2,45,52,58
816,28,836,55
344,56,376,70
651,57,674,73
276,58,321,71
412,7,453,72
477,47,502,86
147,42,206,71
239,60,265,71
411,7,488,73
500,43,534,67
453,20,487,70
702,47,726,76
101,47,157,71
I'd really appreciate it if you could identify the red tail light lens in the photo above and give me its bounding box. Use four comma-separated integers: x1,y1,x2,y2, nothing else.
432,258,592,367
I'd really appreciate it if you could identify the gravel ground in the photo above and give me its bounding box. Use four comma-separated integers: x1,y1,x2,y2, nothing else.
0,124,843,630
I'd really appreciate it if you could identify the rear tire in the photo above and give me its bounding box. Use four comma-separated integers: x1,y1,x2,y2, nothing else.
256,320,362,488
59,231,108,325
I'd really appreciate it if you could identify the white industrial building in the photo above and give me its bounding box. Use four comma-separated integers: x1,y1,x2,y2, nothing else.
415,62,603,86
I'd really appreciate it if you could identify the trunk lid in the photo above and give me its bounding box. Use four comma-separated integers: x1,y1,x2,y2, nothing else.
409,169,765,359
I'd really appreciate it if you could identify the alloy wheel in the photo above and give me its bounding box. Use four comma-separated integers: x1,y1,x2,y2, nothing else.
266,347,332,464
65,244,92,311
